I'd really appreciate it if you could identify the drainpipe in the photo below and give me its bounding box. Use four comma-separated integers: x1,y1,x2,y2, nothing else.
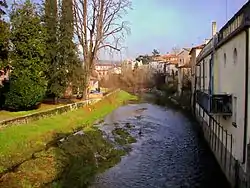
193,69,197,114
243,28,249,164
209,22,217,111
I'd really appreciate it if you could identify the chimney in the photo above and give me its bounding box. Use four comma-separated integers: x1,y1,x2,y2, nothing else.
212,21,217,36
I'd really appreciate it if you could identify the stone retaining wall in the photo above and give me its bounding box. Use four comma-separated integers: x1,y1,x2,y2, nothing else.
0,89,119,128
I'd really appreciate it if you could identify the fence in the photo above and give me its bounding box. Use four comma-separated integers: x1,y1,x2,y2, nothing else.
195,105,248,188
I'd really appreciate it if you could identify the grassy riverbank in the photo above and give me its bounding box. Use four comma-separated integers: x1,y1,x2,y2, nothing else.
0,103,64,121
0,87,109,121
0,90,137,188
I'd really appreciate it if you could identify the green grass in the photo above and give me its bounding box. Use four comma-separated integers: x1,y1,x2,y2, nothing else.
0,90,137,182
0,103,64,121
0,87,111,121
1,127,127,188
112,127,136,145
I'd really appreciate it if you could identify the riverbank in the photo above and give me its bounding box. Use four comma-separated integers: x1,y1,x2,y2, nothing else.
0,87,109,122
90,102,230,188
0,90,137,188
152,86,191,111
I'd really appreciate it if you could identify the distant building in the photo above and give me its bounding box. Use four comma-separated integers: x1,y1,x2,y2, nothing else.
150,54,178,76
111,65,122,74
189,44,205,105
94,63,114,78
121,59,143,71
177,48,191,95
89,76,99,91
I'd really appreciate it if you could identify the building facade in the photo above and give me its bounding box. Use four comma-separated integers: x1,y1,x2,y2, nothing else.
153,54,178,73
177,48,191,95
193,2,250,187
189,44,205,106
94,63,115,78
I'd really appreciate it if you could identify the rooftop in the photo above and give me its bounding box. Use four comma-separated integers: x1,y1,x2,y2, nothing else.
189,44,206,55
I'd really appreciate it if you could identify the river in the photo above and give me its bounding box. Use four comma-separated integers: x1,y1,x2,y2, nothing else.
91,102,230,188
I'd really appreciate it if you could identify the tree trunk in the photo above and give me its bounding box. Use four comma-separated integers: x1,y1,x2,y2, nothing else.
83,81,89,100
54,97,58,104
82,69,90,100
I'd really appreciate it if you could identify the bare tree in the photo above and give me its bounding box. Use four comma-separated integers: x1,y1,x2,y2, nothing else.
73,0,131,98
100,65,154,93
171,46,180,55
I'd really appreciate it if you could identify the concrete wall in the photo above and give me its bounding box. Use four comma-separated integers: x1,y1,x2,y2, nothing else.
214,31,246,161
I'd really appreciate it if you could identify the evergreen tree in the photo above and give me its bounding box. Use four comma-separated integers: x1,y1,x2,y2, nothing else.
58,0,79,94
0,17,9,65
152,49,160,56
0,0,9,65
4,0,47,110
45,0,62,99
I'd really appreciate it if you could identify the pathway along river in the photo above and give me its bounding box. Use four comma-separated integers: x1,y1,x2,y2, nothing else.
91,101,230,188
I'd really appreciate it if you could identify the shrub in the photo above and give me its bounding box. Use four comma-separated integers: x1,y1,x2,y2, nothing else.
4,74,46,110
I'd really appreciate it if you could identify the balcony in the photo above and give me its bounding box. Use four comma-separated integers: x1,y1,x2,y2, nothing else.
196,90,232,116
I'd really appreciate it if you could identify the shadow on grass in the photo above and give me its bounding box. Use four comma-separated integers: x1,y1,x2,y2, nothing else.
50,128,127,188
0,127,128,188
0,90,138,188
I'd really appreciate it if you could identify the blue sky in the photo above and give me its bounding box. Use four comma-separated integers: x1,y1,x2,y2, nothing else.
6,0,249,60
118,0,248,60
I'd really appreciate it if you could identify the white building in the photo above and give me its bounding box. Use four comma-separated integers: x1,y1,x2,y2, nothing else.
148,61,164,73
121,59,143,72
193,2,250,186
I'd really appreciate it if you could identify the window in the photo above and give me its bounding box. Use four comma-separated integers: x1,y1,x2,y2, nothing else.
224,53,227,67
232,96,237,127
233,48,237,65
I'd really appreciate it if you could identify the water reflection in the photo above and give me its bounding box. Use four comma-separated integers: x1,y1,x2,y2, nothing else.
92,103,230,188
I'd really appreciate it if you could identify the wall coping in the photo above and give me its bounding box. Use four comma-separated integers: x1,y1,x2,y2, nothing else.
0,89,120,128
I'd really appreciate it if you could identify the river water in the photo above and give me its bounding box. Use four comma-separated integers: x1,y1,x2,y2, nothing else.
91,102,230,188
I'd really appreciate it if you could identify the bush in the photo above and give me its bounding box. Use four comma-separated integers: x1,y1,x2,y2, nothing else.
159,83,177,95
4,74,46,110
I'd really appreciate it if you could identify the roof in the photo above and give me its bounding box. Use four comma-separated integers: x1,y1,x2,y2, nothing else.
95,63,114,67
152,54,178,62
177,48,192,56
161,54,177,58
215,1,250,49
183,48,191,52
218,1,250,39
189,44,205,55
